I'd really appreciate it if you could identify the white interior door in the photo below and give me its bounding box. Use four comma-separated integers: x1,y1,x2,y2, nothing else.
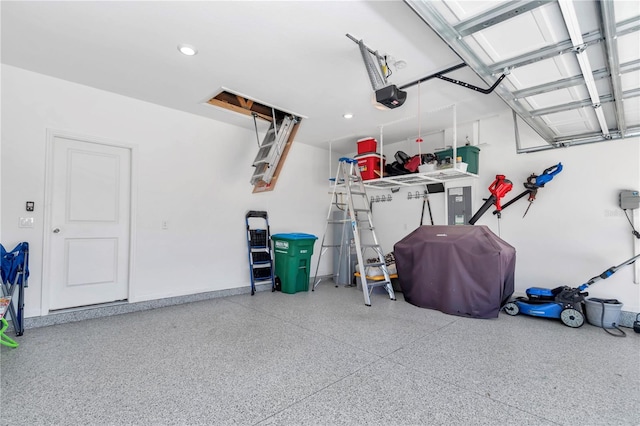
48,136,131,310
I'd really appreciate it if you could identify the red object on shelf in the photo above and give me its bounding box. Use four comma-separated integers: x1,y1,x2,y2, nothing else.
355,153,385,180
404,155,421,172
357,137,377,154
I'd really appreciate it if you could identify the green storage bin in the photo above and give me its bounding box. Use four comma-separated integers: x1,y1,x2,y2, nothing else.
271,233,317,294
435,145,480,174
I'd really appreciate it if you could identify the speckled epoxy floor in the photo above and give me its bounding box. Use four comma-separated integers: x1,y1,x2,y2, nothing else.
1,285,639,425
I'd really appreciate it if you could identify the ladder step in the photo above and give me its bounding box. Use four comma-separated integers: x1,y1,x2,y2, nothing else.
328,219,349,224
364,262,384,267
336,191,367,197
367,280,393,288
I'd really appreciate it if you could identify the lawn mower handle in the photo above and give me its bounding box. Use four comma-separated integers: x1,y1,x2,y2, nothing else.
580,253,640,289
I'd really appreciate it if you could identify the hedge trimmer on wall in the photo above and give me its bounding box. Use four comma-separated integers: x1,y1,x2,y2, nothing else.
493,163,563,218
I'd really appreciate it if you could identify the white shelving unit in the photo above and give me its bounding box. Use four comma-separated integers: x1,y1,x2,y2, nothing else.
361,166,476,189
333,104,478,190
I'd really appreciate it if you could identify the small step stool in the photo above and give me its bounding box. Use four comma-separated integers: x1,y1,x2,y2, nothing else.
245,211,276,295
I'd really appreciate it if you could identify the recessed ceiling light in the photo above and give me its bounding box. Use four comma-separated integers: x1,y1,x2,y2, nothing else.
343,113,354,119
178,44,198,56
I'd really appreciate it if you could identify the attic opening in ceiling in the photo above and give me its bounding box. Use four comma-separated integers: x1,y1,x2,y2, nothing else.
207,89,303,194
207,90,289,122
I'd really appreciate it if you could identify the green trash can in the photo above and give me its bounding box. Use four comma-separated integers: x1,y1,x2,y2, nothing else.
271,233,317,294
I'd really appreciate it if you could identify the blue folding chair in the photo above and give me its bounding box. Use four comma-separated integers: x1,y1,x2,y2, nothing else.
1,242,29,339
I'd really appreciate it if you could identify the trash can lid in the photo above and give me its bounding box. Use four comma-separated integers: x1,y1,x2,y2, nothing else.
271,233,317,240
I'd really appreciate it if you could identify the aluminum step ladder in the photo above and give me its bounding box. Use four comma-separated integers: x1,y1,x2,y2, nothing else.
250,115,298,185
312,157,395,306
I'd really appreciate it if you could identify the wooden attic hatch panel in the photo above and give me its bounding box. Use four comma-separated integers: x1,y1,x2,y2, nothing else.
207,90,302,193
207,91,276,122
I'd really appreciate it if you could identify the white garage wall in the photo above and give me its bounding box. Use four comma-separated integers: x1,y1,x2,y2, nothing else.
3,63,638,317
372,112,640,312
1,64,335,317
477,113,640,312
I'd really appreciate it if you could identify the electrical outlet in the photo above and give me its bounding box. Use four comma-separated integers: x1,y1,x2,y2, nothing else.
19,217,34,228
162,220,168,230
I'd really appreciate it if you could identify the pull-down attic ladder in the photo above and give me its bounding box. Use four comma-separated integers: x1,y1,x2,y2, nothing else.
207,90,302,193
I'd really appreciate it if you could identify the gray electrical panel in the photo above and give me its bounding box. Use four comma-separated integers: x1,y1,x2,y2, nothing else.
448,186,472,225
332,210,357,285
619,190,640,210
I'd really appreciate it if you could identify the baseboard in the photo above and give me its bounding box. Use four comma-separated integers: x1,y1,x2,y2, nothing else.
618,310,638,328
19,283,272,330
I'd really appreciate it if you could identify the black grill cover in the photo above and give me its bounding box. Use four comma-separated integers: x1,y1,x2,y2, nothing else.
394,225,515,319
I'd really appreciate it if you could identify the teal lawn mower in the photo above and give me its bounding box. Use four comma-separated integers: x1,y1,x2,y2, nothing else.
503,253,640,327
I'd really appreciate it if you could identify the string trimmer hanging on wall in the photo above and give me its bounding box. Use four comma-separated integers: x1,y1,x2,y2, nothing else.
468,175,513,225
492,163,563,218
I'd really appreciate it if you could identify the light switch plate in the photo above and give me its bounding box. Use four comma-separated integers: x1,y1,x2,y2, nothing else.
19,217,34,228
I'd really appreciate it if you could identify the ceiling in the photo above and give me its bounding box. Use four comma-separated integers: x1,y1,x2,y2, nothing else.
408,0,640,152
2,1,638,154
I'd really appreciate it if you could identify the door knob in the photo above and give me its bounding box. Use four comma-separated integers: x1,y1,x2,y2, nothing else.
53,228,60,233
